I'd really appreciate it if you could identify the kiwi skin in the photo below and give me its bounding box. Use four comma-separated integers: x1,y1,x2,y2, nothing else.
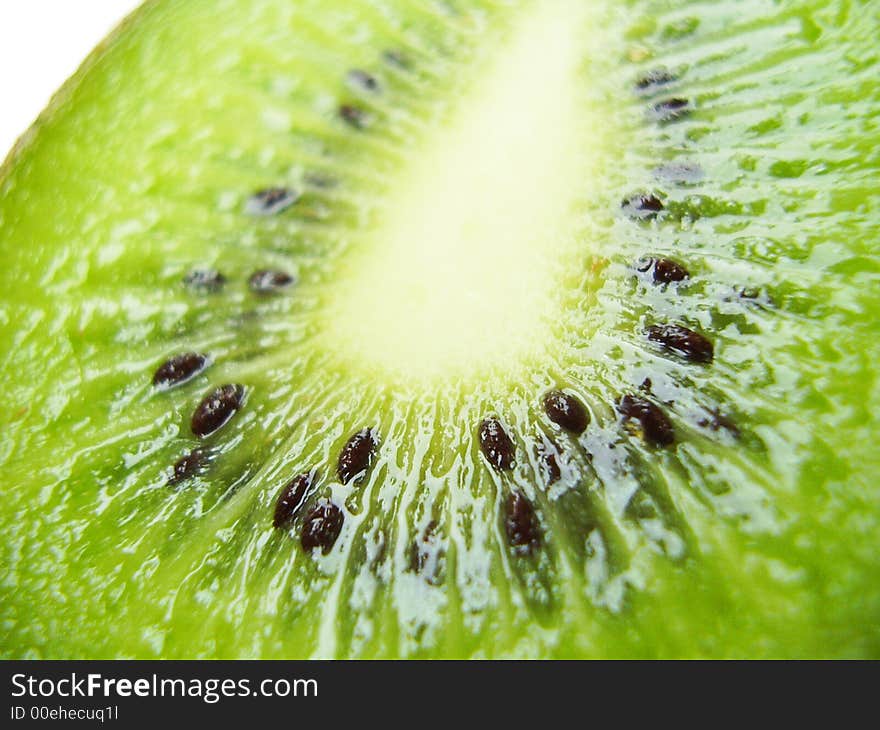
2,1,876,655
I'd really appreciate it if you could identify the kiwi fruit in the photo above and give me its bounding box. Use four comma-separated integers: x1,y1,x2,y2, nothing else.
1,0,878,659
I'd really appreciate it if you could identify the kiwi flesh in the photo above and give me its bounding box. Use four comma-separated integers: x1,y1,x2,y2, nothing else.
1,0,878,659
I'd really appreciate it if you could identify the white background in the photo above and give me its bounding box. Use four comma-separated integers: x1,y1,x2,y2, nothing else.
0,1,141,159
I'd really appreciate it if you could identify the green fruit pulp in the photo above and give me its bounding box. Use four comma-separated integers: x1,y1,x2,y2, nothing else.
1,0,879,658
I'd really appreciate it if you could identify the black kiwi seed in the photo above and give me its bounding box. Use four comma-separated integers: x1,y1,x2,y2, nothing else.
346,69,380,93
618,395,675,447
409,520,440,580
698,409,741,437
301,501,344,554
337,428,378,485
646,324,714,363
191,384,246,438
621,193,664,220
248,269,295,293
504,492,541,554
636,256,690,284
273,471,316,529
152,352,210,388
183,268,226,292
339,104,368,129
635,67,676,91
245,187,299,216
542,390,590,434
167,448,209,486
479,418,516,471
538,441,561,485
651,97,692,122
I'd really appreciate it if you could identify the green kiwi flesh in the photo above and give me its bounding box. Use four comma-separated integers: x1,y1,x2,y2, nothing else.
1,0,879,658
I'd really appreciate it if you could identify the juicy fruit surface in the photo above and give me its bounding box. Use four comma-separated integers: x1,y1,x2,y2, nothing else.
1,0,879,658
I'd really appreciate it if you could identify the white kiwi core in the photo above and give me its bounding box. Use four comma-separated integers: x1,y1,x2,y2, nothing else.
322,1,621,385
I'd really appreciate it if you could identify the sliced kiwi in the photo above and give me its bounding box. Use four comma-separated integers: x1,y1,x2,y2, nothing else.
1,0,878,659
